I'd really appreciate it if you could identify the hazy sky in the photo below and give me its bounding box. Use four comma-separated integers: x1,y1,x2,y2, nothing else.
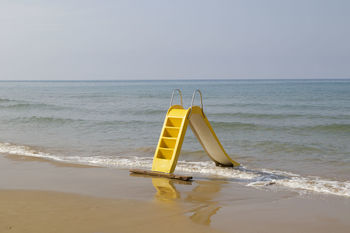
1,0,349,80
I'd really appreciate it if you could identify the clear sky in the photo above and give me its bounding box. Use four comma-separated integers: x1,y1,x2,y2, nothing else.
1,0,349,80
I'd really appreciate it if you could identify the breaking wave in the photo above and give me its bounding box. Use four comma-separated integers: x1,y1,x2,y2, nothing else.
1,142,349,198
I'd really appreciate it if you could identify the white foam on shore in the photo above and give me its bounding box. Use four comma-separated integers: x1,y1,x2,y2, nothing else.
0,142,66,162
1,142,349,197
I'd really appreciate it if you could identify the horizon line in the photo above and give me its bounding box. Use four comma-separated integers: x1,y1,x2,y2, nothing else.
0,78,350,82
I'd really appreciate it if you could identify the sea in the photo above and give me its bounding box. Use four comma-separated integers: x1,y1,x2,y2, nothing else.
0,79,349,197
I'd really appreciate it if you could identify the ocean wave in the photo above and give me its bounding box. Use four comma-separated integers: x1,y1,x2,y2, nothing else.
4,116,160,128
207,102,350,111
95,119,159,127
249,141,329,155
137,109,165,115
206,102,276,108
124,109,165,116
133,146,155,154
305,124,350,133
0,98,11,103
211,121,272,131
0,142,66,162
1,142,349,198
209,112,350,120
4,114,350,136
209,112,303,119
211,121,350,134
7,116,86,125
0,103,65,111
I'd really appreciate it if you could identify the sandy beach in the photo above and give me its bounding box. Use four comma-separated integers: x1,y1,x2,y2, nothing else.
1,153,349,233
1,0,350,231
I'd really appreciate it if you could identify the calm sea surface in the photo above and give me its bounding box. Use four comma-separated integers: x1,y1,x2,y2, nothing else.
1,80,349,196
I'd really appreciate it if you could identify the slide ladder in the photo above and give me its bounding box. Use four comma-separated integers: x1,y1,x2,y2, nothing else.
152,90,190,173
152,89,240,174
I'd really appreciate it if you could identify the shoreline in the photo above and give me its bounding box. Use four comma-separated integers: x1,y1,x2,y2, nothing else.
1,153,350,233
1,143,349,198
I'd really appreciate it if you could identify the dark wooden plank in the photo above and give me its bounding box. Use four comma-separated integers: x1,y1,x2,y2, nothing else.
129,169,192,181
130,173,192,184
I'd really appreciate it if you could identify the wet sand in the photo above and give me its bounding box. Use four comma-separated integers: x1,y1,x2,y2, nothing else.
0,154,349,233
0,190,220,233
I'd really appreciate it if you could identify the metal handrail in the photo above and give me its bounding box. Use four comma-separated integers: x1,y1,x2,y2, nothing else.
169,89,183,107
190,89,203,110
188,89,204,118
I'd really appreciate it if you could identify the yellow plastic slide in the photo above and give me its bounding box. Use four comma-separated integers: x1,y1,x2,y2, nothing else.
189,106,240,167
152,89,239,174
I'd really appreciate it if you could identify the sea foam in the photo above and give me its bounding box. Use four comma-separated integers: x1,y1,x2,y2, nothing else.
1,142,349,198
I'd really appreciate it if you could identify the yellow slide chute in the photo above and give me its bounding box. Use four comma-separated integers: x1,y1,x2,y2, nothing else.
152,89,240,174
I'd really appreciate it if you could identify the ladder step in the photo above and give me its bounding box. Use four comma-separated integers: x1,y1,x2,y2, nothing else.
161,136,177,140
165,126,180,129
160,138,176,148
167,116,184,119
166,117,183,127
163,127,180,138
159,147,173,151
157,148,174,160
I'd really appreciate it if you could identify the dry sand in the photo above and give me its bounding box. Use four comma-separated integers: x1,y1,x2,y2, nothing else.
0,153,349,233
